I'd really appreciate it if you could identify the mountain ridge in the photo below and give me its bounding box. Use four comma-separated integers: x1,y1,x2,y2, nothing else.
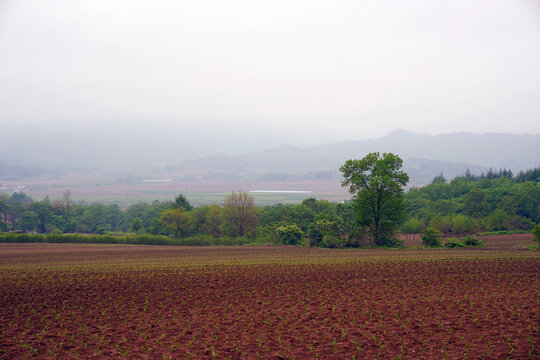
1,126,538,186
174,130,539,185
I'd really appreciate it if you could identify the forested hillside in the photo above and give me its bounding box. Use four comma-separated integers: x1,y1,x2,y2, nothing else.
403,168,540,235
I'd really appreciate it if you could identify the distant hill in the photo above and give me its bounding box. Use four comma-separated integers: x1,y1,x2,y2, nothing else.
0,120,342,173
177,130,539,185
1,123,538,186
305,130,540,171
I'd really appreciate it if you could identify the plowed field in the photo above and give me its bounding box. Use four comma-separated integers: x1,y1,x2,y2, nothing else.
1,244,538,359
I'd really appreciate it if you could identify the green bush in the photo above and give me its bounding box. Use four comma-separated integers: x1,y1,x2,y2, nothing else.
421,227,441,247
321,234,343,248
480,230,529,236
308,219,340,247
533,224,540,243
444,238,464,248
0,232,276,247
276,225,303,245
463,236,483,247
0,233,45,243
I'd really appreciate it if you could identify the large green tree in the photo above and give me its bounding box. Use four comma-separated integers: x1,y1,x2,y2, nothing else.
340,152,409,246
192,204,223,238
159,208,191,239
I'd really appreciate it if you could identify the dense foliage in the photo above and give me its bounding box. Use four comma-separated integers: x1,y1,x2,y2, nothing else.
533,223,540,243
421,227,441,247
340,152,409,246
0,192,366,247
0,166,538,247
404,167,540,236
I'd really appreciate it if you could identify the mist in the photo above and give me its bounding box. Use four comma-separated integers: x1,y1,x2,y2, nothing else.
1,0,540,139
1,0,540,204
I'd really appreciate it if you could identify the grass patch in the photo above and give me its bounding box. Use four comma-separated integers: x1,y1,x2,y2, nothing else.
0,233,275,246
480,230,530,236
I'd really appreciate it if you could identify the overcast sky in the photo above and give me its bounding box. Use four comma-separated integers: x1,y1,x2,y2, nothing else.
1,0,539,140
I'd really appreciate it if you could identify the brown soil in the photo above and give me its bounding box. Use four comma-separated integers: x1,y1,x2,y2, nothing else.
0,245,538,359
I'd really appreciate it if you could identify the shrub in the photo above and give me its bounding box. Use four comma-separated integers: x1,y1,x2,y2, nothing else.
533,224,540,243
321,234,344,249
0,232,274,246
421,227,441,247
276,225,303,245
444,238,464,248
480,230,529,236
308,219,340,247
463,236,482,247
0,233,45,243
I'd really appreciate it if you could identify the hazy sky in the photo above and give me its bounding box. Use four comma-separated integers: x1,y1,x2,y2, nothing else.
1,0,539,139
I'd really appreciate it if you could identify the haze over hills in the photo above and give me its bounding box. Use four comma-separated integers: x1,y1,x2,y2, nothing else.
0,120,345,172
176,130,540,185
1,122,539,186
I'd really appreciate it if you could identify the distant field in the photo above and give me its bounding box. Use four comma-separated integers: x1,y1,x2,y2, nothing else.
72,191,318,207
16,176,349,206
1,241,538,359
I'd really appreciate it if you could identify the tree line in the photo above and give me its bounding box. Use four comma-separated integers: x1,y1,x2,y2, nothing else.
1,155,539,247
402,167,540,237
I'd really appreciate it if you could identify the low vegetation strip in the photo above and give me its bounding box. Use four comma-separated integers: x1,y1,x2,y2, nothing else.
0,245,538,359
0,233,258,246
1,231,537,250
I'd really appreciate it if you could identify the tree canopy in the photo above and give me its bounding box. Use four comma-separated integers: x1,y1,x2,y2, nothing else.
223,191,258,236
159,207,191,239
340,152,409,246
1,165,539,248
173,194,193,211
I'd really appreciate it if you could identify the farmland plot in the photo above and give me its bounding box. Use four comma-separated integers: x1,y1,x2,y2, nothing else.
0,244,538,359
